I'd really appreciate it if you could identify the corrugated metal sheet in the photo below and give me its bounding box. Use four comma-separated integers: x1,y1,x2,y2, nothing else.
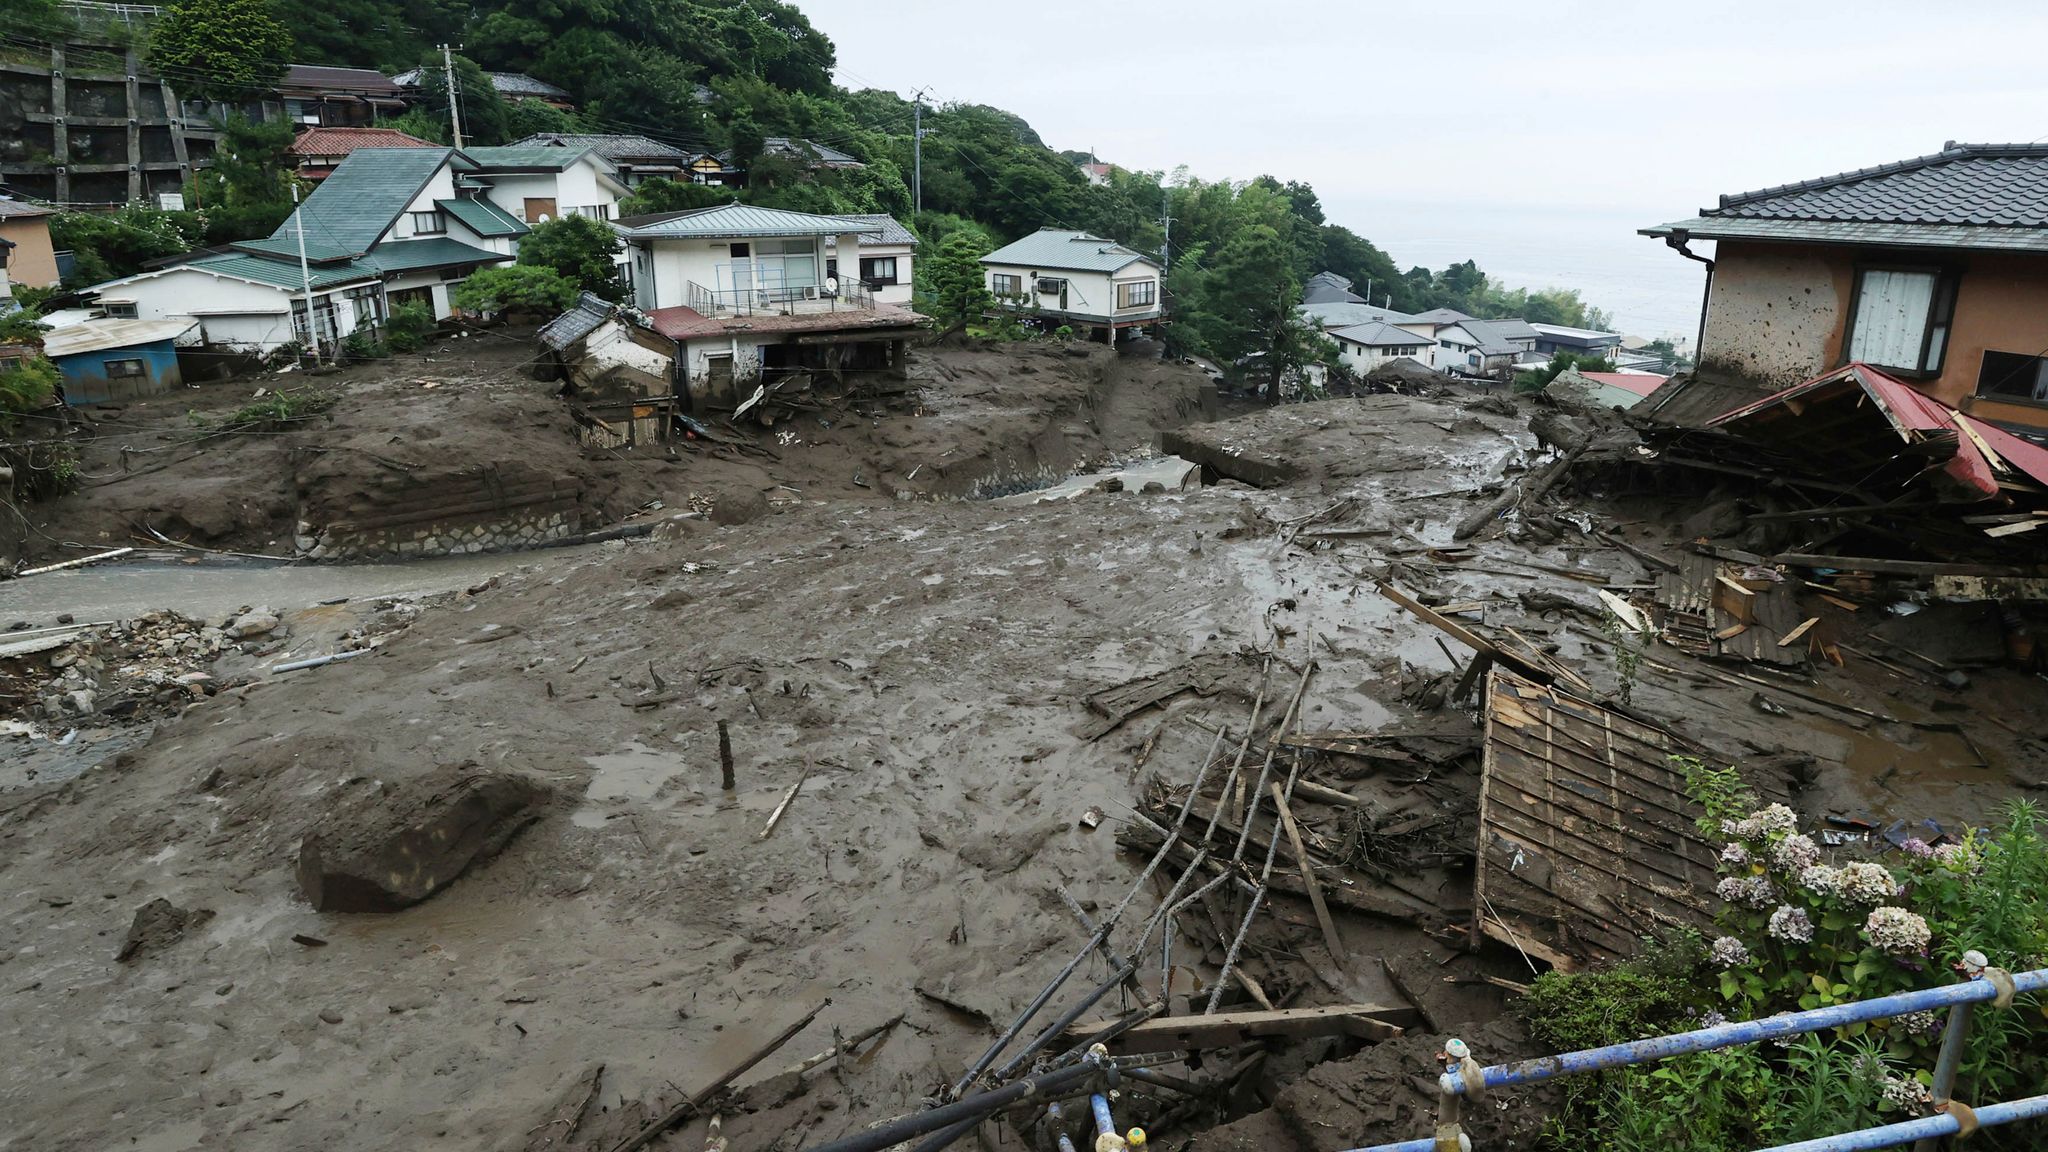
360,238,506,274
189,253,381,291
437,197,530,238
271,148,456,256
41,317,196,357
1640,215,2048,253
616,203,888,240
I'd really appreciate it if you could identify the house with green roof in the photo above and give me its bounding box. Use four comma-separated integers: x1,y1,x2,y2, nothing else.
979,228,1163,343
462,145,629,227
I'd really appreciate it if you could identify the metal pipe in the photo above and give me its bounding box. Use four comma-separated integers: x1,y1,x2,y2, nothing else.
1050,1102,1078,1152
1048,1002,1164,1069
1090,1093,1116,1137
803,1059,1110,1152
992,961,1139,1081
1753,1092,2048,1152
951,725,1231,1097
271,648,369,674
1118,1066,1203,1097
16,547,135,576
1439,969,2048,1097
1911,1002,1973,1152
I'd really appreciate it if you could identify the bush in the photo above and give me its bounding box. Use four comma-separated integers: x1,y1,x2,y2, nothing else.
452,266,578,317
342,330,388,362
618,177,737,218
517,215,625,301
0,355,61,429
383,301,436,353
195,387,338,435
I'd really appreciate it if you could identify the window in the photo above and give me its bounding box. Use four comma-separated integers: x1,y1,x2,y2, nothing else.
410,210,445,235
1978,351,2048,406
992,273,1023,298
105,358,145,378
574,204,613,221
105,301,139,319
729,243,752,258
859,256,898,286
1117,280,1157,309
1846,267,1957,375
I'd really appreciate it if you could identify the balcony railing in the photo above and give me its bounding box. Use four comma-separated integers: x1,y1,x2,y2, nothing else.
683,278,874,318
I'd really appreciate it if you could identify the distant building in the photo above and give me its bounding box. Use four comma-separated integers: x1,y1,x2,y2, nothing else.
277,65,408,128
462,145,630,225
1077,159,1114,186
1529,321,1623,361
391,69,576,111
979,229,1163,342
1328,321,1435,374
290,126,438,182
1434,318,1537,376
513,133,699,187
1303,271,1372,306
1643,142,2048,434
826,214,918,307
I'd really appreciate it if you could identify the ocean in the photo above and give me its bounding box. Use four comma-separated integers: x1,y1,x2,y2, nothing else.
1322,197,1710,341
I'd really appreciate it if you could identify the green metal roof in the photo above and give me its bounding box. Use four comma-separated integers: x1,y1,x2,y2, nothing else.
360,237,508,275
437,197,530,238
231,237,360,263
615,202,887,240
189,252,381,291
462,145,587,171
270,147,456,256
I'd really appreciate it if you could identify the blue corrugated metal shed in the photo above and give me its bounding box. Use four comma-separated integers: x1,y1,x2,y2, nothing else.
42,317,195,404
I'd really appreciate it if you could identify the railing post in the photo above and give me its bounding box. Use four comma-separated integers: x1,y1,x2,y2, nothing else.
1911,1002,1972,1152
1435,1039,1472,1152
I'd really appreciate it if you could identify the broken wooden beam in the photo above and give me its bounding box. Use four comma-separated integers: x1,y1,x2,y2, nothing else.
1376,581,1554,687
1060,1002,1416,1053
1271,783,1344,963
1770,553,2031,578
1778,617,1821,648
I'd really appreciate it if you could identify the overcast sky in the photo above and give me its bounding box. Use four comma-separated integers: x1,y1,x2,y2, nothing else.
798,0,2048,337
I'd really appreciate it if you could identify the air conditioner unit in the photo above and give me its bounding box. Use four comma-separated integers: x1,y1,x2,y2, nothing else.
1035,277,1066,294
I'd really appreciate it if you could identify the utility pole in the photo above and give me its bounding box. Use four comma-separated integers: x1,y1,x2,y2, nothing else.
291,183,319,364
910,87,930,217
440,43,465,150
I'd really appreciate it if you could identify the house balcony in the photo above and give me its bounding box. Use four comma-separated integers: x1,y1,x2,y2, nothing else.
683,278,875,318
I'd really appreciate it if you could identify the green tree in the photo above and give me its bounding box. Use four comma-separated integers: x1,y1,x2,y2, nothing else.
406,51,509,146
517,215,624,301
619,178,738,218
191,114,299,244
925,232,992,329
452,265,577,315
150,0,292,104
503,98,584,140
51,205,206,286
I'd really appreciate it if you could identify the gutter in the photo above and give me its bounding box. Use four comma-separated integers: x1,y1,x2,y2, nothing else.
1664,228,1714,367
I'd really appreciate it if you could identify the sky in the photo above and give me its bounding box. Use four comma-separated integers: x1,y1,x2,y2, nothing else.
795,0,2048,338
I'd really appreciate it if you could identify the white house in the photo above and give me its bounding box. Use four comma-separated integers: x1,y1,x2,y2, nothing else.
979,229,1162,342
83,251,386,358
1327,320,1435,374
1434,318,1538,377
825,214,917,307
612,202,928,406
463,145,630,225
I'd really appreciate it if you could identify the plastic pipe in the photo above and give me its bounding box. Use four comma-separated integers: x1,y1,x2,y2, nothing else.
1438,968,2048,1097
801,1059,1109,1152
1753,1092,2048,1152
1050,1101,1078,1152
1090,1093,1115,1136
271,648,369,673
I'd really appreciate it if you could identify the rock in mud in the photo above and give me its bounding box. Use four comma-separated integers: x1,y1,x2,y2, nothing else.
958,816,1067,875
295,764,551,913
708,487,769,526
116,898,214,963
225,611,281,639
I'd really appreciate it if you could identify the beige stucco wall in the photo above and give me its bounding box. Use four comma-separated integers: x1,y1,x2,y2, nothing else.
1,216,61,289
1697,242,1850,392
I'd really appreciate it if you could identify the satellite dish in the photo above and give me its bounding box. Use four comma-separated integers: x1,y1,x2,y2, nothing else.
823,275,839,294
537,213,553,222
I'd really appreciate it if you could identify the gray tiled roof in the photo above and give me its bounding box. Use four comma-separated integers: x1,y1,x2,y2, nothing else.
487,72,572,100
1300,301,1416,329
981,229,1158,274
271,147,456,256
1444,319,1526,357
837,214,917,247
539,292,615,351
1302,271,1366,305
513,133,692,161
1330,320,1432,347
1646,143,2048,251
762,137,863,166
1407,307,1476,325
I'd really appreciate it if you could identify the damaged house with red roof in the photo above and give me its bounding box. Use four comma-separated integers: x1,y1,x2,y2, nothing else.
1631,144,2048,564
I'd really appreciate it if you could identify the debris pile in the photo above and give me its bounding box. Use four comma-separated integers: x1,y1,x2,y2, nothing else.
0,610,245,725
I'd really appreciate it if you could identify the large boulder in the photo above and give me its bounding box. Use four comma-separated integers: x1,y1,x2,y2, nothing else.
296,763,550,913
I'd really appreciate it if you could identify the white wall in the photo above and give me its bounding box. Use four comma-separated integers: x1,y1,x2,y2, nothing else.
379,165,461,244
584,319,674,380
834,240,913,306
97,266,376,353
983,261,1160,324
1335,338,1434,375
634,232,858,311
479,158,621,224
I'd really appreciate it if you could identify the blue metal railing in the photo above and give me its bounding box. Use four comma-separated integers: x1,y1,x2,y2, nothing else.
1350,962,2046,1152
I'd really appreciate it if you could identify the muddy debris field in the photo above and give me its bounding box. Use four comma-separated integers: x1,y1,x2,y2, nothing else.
3,370,2045,1152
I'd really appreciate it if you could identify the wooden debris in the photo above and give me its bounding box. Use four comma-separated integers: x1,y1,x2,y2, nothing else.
759,757,813,840
1079,655,1237,741
1277,732,1414,760
717,719,735,791
1377,581,1556,688
1271,783,1344,963
1771,553,2026,578
1379,957,1441,1033
611,999,829,1152
1778,617,1821,647
523,1062,605,1152
1060,1002,1417,1053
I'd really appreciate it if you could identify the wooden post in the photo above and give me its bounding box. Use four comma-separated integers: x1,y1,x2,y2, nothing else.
717,719,735,790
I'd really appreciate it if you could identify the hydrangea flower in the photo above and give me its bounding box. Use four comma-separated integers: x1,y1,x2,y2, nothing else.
1799,864,1842,896
1892,1009,1942,1037
1716,874,1777,908
1864,907,1931,955
1720,842,1751,867
1720,816,1759,840
1932,843,1978,873
1899,837,1934,859
1711,936,1751,967
1881,1074,1932,1111
1751,804,1799,836
1839,862,1901,905
1768,904,1815,943
1771,832,1820,872
1694,1010,1729,1028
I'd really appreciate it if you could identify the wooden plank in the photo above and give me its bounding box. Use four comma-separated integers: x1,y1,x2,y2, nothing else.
1272,783,1344,963
1771,553,2029,578
1778,618,1821,647
1713,623,1749,641
1061,1003,1416,1054
1377,581,1505,660
1714,574,1757,624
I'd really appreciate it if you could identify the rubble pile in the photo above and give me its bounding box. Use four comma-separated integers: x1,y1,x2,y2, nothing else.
0,610,258,725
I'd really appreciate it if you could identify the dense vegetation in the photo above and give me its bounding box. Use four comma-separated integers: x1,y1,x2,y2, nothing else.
4,0,1614,374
